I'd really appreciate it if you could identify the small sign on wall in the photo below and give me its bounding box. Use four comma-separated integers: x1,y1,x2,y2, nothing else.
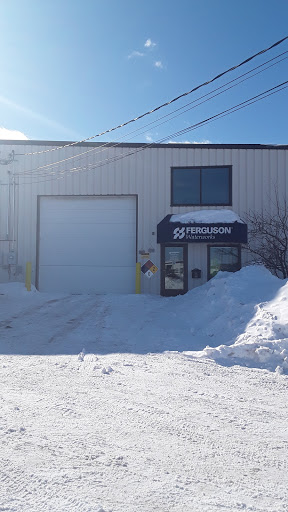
141,260,158,279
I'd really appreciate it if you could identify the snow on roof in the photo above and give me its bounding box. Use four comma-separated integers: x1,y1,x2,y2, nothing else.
170,209,244,224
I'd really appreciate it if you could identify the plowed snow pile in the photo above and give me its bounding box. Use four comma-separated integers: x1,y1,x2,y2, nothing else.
178,265,288,372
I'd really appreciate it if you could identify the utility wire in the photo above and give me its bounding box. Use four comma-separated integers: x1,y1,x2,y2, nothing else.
158,82,288,141
67,81,288,170
19,80,288,185
15,51,288,177
21,81,288,181
22,36,288,156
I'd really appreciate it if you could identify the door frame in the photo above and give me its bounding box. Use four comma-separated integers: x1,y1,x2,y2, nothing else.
160,243,188,296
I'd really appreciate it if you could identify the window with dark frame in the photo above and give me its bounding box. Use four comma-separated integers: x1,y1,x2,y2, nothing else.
208,245,241,280
171,166,232,206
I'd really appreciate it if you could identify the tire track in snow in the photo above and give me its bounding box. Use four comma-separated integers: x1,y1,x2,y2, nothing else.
0,296,70,327
47,299,106,345
0,295,107,355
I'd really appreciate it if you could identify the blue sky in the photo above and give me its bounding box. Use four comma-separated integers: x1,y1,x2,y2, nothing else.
0,0,287,144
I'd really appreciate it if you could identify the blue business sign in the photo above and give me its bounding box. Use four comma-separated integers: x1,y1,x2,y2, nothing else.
157,215,248,244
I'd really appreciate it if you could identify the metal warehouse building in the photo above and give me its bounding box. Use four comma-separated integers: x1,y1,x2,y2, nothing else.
0,140,287,296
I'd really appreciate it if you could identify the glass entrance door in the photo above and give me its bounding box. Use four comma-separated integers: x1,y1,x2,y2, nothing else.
161,245,188,296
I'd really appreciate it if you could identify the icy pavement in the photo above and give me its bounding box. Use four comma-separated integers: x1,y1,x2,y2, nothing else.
0,266,288,511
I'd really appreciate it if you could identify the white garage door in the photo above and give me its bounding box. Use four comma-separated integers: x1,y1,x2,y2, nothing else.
38,196,136,294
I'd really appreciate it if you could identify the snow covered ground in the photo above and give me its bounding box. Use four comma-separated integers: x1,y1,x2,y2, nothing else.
1,266,288,511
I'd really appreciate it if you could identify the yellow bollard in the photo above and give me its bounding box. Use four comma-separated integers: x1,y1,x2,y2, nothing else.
135,262,141,294
25,262,32,292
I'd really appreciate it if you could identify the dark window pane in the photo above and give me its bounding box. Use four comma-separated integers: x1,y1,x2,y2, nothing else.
209,246,240,278
172,168,200,205
201,167,230,205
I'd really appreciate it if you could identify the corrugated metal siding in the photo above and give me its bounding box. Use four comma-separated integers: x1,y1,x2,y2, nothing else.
0,167,11,282
0,142,287,293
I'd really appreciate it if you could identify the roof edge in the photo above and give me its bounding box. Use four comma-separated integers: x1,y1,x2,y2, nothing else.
0,140,288,150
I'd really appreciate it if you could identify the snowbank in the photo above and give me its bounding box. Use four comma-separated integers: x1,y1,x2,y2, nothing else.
170,209,244,224
182,266,288,373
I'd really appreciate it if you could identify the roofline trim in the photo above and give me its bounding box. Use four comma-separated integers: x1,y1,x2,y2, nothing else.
0,140,288,150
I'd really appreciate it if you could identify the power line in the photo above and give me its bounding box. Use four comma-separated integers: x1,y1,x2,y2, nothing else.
22,35,288,157
18,80,288,185
21,81,288,182
15,51,288,177
70,82,288,169
158,81,288,141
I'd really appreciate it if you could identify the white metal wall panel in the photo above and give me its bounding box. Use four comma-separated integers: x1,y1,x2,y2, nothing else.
0,140,287,293
38,196,136,293
188,245,207,289
0,169,10,282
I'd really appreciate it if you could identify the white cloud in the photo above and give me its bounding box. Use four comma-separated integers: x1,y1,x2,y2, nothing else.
154,61,163,69
144,39,156,48
128,51,145,59
145,134,153,143
191,139,212,144
0,126,29,140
